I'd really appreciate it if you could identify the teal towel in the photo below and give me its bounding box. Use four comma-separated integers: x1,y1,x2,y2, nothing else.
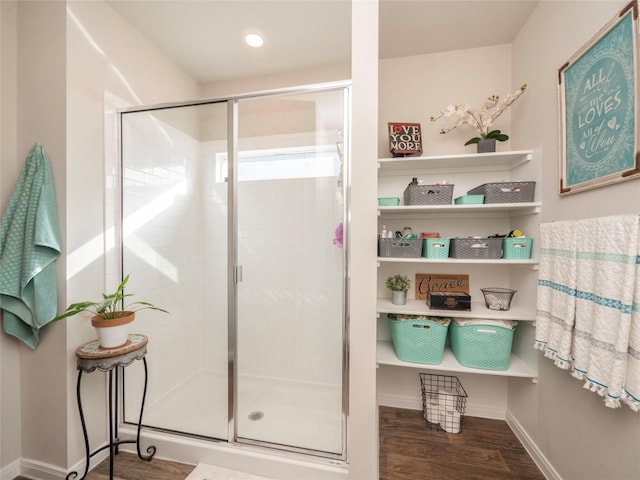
0,143,62,349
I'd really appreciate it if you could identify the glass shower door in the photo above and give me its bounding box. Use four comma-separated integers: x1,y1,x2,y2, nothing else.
119,85,348,458
120,101,230,440
234,87,347,455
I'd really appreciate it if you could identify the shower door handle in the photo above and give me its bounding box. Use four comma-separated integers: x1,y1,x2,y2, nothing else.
234,265,243,284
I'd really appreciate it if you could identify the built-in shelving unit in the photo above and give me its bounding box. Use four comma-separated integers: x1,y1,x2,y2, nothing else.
376,149,539,379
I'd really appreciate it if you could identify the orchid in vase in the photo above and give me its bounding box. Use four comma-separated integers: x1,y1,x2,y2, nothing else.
430,84,527,148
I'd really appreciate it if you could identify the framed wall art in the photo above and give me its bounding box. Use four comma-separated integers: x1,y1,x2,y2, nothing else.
558,0,640,195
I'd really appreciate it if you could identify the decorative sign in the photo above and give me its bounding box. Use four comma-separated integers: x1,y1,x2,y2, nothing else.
415,273,469,301
559,1,640,194
388,122,423,157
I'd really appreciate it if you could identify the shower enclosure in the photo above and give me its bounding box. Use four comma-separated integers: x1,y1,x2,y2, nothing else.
118,83,349,460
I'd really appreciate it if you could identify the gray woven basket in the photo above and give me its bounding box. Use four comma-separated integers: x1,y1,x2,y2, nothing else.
379,238,423,258
404,184,454,205
467,182,535,203
449,237,503,259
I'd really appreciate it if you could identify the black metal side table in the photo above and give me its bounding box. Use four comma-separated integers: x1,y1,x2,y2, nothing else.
67,334,156,480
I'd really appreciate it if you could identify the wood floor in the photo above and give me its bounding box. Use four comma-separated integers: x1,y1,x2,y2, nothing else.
379,406,545,480
12,453,195,480
14,407,545,480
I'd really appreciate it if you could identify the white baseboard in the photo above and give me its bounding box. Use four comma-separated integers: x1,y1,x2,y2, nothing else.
377,392,506,420
1,459,20,480
1,450,109,480
506,411,562,480
376,392,421,411
12,459,67,480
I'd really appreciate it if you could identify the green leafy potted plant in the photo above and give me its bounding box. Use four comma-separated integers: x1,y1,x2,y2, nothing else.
430,84,527,152
386,274,411,306
51,274,168,348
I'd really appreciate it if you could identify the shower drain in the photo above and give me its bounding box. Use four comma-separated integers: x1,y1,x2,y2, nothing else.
248,411,264,421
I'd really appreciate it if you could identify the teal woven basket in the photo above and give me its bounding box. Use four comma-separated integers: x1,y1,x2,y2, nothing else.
502,237,533,259
422,237,450,259
389,317,449,364
449,323,514,370
454,194,485,204
378,197,400,206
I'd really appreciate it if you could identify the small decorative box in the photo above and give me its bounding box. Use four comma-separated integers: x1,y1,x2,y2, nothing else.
427,291,471,311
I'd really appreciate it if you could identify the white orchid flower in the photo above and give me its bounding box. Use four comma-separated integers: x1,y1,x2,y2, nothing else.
430,84,527,144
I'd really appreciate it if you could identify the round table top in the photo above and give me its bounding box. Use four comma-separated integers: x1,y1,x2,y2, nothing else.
75,334,148,360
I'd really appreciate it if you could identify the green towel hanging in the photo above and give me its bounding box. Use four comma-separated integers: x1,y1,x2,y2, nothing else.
0,143,62,349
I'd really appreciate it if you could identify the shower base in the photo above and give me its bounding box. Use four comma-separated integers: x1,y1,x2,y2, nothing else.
136,369,343,455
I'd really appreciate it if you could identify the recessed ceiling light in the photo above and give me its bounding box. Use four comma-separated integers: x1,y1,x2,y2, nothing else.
245,33,264,48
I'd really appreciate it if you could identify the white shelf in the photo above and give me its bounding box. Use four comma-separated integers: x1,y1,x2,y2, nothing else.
377,340,537,378
378,202,541,216
376,298,535,321
377,257,538,266
378,150,533,173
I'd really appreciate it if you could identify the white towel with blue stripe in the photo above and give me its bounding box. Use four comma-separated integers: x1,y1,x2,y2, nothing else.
571,214,640,409
536,214,640,410
624,258,640,411
535,219,578,369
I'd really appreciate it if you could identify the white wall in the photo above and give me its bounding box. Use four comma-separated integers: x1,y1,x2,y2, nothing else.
64,0,200,473
0,1,22,476
347,1,379,479
0,0,200,476
511,2,640,479
201,64,350,100
379,43,516,157
12,1,69,474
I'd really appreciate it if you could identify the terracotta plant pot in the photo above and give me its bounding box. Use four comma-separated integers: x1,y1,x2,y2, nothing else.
91,311,135,348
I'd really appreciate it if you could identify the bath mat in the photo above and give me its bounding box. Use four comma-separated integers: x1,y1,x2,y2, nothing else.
185,463,276,480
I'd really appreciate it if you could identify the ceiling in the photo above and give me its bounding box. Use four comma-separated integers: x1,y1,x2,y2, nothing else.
106,0,539,85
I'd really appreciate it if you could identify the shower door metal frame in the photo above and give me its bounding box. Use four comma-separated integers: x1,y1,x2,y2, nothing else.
117,81,351,463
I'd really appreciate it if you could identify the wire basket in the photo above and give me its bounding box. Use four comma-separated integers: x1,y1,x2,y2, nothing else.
420,373,467,433
481,287,516,311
